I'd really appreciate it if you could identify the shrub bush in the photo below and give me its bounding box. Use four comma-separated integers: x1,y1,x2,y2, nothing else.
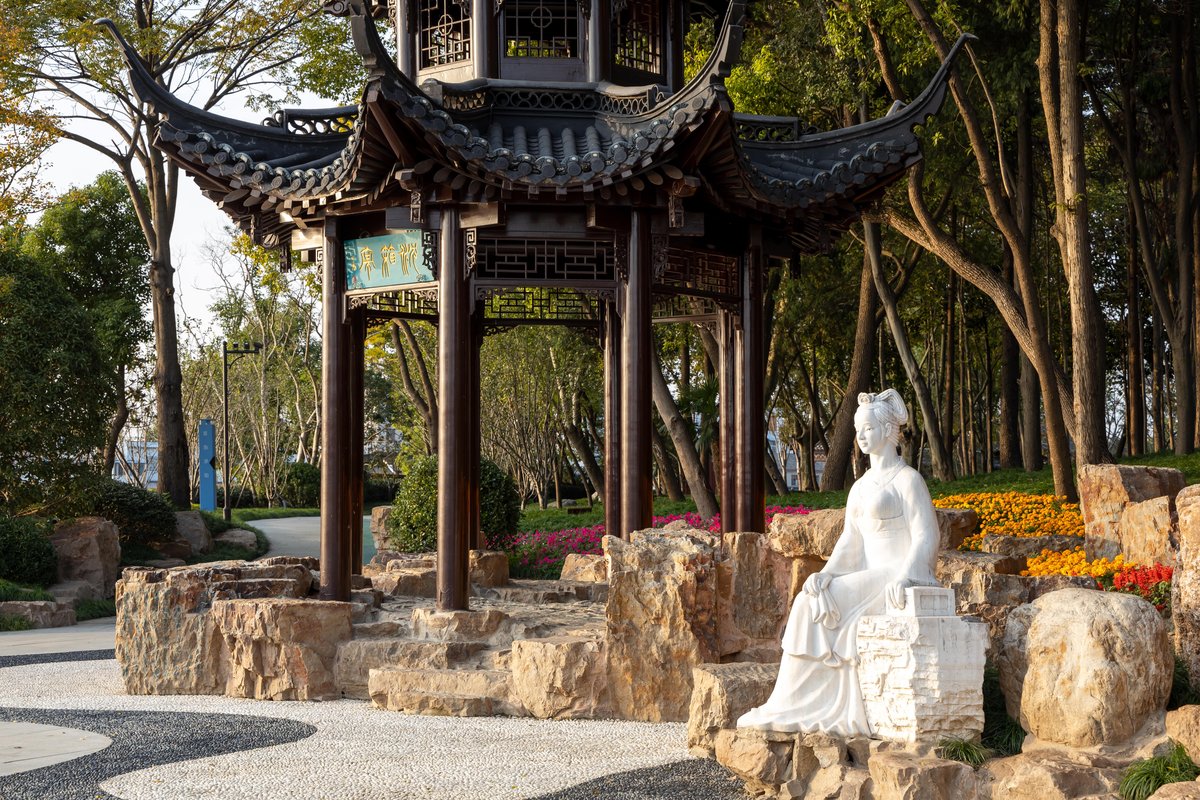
386,456,520,552
91,479,177,546
281,461,321,508
0,516,58,587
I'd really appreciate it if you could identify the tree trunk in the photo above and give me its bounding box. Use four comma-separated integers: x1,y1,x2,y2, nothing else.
765,447,787,496
999,250,1021,468
102,363,129,476
822,252,879,491
651,426,685,502
650,351,719,519
1127,209,1146,456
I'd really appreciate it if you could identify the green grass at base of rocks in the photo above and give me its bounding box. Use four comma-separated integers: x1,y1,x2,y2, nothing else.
0,614,33,631
75,598,116,620
0,579,53,602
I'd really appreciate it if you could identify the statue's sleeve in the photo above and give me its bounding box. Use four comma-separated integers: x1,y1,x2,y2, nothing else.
823,499,865,576
897,471,940,585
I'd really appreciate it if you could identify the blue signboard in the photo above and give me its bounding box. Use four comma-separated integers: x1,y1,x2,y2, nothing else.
198,419,216,511
344,231,433,293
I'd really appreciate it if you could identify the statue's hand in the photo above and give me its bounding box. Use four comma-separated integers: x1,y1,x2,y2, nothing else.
803,572,832,596
886,578,912,609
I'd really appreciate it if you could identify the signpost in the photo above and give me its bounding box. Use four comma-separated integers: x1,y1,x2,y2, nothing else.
198,419,216,512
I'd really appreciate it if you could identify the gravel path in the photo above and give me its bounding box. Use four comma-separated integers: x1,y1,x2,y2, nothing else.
0,649,115,669
0,655,746,800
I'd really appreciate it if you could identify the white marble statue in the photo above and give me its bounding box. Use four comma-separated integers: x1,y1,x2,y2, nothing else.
737,389,941,736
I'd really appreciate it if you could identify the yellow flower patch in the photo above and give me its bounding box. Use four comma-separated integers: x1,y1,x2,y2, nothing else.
1021,546,1132,578
933,492,1084,551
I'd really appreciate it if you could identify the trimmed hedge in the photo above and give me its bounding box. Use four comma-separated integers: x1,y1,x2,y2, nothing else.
281,461,320,508
386,456,520,552
0,516,58,587
91,479,177,546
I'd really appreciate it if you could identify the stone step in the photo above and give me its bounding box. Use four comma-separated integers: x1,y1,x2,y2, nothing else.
368,667,525,717
335,638,486,699
352,620,406,639
474,580,606,605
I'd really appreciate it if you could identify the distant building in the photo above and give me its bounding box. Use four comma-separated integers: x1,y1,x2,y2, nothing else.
112,435,158,489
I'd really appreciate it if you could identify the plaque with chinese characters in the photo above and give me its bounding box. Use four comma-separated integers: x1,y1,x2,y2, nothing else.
344,232,433,293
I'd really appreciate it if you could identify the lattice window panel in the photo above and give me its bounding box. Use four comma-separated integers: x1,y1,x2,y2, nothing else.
364,289,440,321
480,287,606,327
476,238,615,282
652,293,722,321
658,249,740,301
420,0,471,68
504,1,580,58
613,0,662,75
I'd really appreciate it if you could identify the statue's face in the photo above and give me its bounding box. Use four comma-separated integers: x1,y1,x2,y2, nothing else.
854,406,890,456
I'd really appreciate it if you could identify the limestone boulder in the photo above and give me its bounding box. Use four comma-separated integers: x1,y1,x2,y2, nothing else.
1120,496,1178,567
687,662,778,755
211,597,351,700
1173,486,1200,691
936,550,1026,581
868,751,978,800
559,554,607,583
411,607,510,643
469,550,509,588
0,600,75,628
49,517,121,599
1079,463,1185,559
605,529,721,722
1167,706,1200,766
369,666,525,717
334,639,482,699
978,534,1082,560
372,567,436,597
982,750,1125,799
713,728,795,791
510,635,607,719
1149,782,1200,799
175,511,212,554
46,580,97,605
723,532,792,642
936,508,979,551
213,529,258,551
370,505,391,551
996,587,1172,748
767,509,841,558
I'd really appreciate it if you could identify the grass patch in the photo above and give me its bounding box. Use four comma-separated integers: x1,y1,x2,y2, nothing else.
75,598,116,620
981,666,1026,756
0,614,33,631
0,579,53,602
1120,743,1200,800
936,737,990,767
232,508,318,523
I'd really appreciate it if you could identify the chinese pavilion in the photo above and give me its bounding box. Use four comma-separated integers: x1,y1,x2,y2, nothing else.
103,2,966,608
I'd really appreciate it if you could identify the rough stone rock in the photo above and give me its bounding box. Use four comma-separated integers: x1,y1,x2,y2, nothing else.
604,529,721,722
937,550,1026,582
1080,463,1185,559
0,600,75,628
211,598,351,700
857,587,988,744
213,529,258,551
1120,496,1178,567
869,751,978,800
978,534,1083,560
510,635,607,719
175,511,213,554
370,505,391,551
724,532,792,642
411,608,509,643
335,638,483,698
115,561,315,695
46,580,97,605
997,587,1172,748
469,550,509,588
767,509,842,558
1149,783,1200,799
713,728,795,790
936,508,979,552
1166,706,1200,765
372,568,436,598
687,662,778,755
559,554,607,583
714,557,748,658
369,666,525,716
49,517,121,600
982,750,1125,799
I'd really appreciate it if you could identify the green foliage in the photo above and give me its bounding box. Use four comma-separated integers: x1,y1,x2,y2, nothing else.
935,737,990,767
119,541,161,568
1170,657,1200,711
0,578,53,602
74,598,116,621
199,510,234,536
281,462,321,509
981,666,1026,756
0,243,112,514
91,479,177,546
187,539,258,564
1120,744,1200,800
387,456,520,552
0,516,57,587
0,614,33,632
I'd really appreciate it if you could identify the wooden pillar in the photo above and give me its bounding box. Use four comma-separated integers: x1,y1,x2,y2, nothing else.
718,308,738,532
735,235,766,533
395,4,415,77
603,298,622,538
620,210,653,538
469,299,483,550
473,0,493,79
348,309,366,575
319,216,351,601
437,208,470,611
587,0,611,83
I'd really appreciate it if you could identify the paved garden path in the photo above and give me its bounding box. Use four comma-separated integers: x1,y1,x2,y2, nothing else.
253,515,375,561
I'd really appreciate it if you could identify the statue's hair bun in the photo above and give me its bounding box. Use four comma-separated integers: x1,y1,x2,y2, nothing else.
857,388,909,430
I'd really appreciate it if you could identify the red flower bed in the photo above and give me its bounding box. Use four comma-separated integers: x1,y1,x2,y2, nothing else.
1103,563,1173,613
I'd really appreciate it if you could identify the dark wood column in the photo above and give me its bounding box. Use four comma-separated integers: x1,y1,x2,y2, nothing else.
473,0,493,79
735,234,766,533
319,216,351,601
619,210,653,538
718,308,738,533
587,0,611,83
437,208,471,611
603,298,622,538
348,309,366,575
469,298,482,551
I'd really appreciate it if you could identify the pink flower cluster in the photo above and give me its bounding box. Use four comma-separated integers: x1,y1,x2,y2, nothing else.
507,505,810,578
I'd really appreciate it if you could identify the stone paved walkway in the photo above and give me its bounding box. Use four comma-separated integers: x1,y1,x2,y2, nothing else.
253,515,375,561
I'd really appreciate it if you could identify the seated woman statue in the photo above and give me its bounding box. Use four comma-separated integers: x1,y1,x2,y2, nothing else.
737,389,940,736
